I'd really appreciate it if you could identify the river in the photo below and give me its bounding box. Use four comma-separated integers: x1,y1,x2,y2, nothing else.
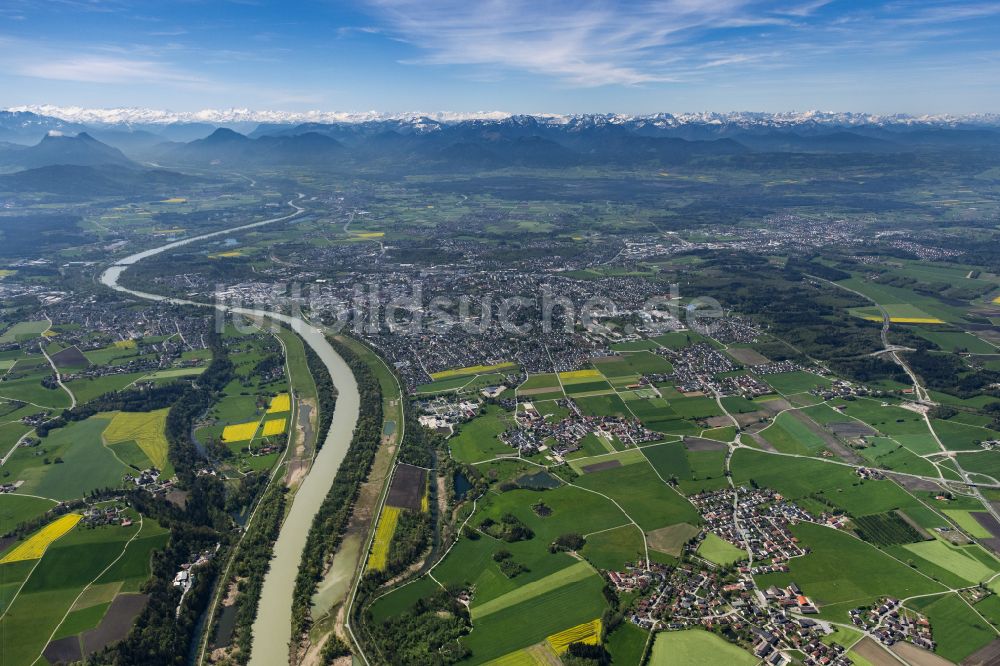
99,198,361,665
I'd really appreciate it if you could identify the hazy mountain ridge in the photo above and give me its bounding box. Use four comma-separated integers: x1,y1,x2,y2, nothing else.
0,131,137,169
9,105,1000,130
2,111,999,200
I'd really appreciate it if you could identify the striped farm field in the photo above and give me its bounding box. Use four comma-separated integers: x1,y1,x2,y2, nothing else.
547,618,602,653
222,421,260,443
472,560,596,619
267,393,291,413
430,362,516,380
262,418,287,437
1,513,82,563
367,506,401,571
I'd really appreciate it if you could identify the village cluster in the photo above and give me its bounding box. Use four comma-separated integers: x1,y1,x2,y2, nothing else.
501,397,660,456
609,561,850,666
849,598,935,651
689,487,839,564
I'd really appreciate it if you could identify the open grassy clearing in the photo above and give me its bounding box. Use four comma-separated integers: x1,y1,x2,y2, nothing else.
901,538,997,584
952,449,1000,480
831,398,940,454
573,393,629,418
906,593,997,663
761,370,832,394
472,560,596,619
916,330,996,354
567,447,645,474
649,629,758,666
646,522,700,557
759,410,830,456
580,524,646,570
756,522,944,622
696,533,746,566
449,405,513,463
431,362,516,381
942,509,992,538
730,448,924,518
606,621,649,665
0,494,56,534
857,438,940,477
838,277,964,324
0,321,49,344
573,460,700,531
0,370,73,408
9,416,130,501
934,419,1000,451
652,331,715,349
642,441,728,494
518,373,561,391
429,483,627,612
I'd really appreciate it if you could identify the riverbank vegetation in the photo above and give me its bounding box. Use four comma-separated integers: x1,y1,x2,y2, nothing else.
290,335,383,643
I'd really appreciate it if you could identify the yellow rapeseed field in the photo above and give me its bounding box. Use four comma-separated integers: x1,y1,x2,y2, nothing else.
546,618,602,653
482,649,546,666
992,295,1000,305
222,421,260,443
860,315,945,324
1,514,82,563
558,369,603,382
366,506,401,571
113,339,137,349
890,317,945,324
160,198,187,203
262,418,287,437
267,393,290,413
103,409,170,469
430,362,515,380
352,231,385,238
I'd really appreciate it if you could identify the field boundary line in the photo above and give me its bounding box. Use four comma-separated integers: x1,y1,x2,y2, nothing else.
29,514,146,666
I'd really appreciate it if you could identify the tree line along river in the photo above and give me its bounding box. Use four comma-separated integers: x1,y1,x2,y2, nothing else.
99,198,361,665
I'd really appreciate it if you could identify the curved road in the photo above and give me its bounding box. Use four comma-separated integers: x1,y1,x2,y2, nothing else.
99,197,362,665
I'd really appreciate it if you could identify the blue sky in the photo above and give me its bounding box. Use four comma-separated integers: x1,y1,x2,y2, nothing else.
1,0,999,114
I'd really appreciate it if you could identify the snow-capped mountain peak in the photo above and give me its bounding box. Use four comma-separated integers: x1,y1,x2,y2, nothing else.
6,105,1000,129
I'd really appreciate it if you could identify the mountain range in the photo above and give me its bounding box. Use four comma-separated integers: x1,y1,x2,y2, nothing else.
9,105,1000,129
2,107,1000,198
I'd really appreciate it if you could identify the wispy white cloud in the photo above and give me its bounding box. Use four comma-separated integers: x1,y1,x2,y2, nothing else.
885,1,1000,25
17,55,204,85
362,0,999,88
367,0,780,86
